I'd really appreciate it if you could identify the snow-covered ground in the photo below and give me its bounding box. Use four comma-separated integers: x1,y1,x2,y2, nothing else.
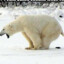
0,5,64,64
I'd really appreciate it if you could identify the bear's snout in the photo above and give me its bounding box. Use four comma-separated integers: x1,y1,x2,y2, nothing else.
0,30,5,36
0,32,10,38
0,30,10,38
0,33,5,36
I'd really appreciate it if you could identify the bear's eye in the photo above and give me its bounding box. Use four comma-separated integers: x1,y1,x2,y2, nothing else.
3,29,5,31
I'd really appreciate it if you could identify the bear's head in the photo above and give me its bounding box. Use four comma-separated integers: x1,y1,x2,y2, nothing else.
0,16,24,38
0,24,16,38
0,20,24,38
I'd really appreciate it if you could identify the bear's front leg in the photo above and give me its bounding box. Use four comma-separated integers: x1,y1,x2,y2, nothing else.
24,27,43,50
21,32,34,49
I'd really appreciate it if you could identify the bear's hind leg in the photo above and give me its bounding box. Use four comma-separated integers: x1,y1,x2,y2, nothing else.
42,37,51,49
22,32,34,49
42,30,61,49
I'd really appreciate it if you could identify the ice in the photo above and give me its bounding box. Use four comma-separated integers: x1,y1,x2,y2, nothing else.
0,5,64,64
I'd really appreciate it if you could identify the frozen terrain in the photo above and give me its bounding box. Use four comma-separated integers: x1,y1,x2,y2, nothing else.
0,5,64,64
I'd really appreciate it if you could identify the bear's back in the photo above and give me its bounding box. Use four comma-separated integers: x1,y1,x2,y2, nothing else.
17,15,61,33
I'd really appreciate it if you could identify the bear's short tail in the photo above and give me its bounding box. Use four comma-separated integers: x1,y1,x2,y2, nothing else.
61,31,64,36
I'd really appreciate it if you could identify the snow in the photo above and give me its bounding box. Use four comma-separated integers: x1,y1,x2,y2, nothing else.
0,49,64,64
0,5,64,64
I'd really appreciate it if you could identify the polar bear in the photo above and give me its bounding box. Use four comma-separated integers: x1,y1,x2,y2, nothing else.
0,15,64,50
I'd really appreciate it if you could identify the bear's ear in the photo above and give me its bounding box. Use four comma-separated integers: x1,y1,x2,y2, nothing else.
9,24,13,28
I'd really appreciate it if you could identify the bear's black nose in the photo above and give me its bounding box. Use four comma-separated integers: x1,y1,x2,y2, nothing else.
0,33,4,36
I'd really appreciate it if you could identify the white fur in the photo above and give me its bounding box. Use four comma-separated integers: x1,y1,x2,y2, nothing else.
1,15,63,50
